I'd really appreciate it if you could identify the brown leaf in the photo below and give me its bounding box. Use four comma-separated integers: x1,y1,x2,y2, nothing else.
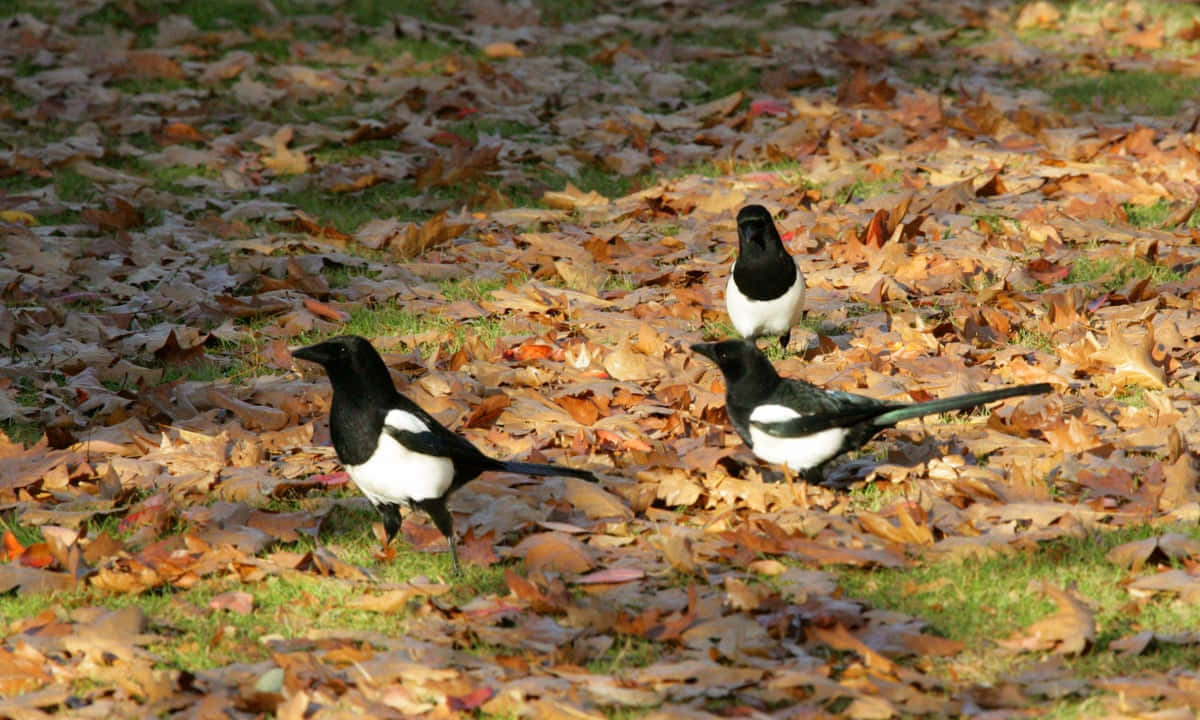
555,394,600,426
483,42,523,59
345,581,451,612
208,591,254,615
82,197,142,231
458,528,499,568
1015,1,1060,30
513,532,592,574
464,394,510,429
1159,453,1200,512
997,583,1095,655
1127,569,1200,603
153,328,207,365
1086,326,1165,391
561,476,632,520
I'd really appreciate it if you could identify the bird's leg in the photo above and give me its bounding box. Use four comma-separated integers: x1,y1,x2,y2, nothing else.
417,498,462,576
779,330,791,353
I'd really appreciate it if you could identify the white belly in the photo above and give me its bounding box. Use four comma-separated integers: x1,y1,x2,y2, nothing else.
725,265,805,338
747,404,845,472
345,411,456,505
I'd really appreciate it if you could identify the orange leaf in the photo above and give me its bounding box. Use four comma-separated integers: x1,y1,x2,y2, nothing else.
162,121,207,143
513,532,592,574
18,543,55,569
302,297,350,323
2,530,25,561
555,395,599,426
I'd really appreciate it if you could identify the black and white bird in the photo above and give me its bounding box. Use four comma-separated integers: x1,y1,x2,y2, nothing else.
692,339,1052,483
726,204,806,350
293,335,597,574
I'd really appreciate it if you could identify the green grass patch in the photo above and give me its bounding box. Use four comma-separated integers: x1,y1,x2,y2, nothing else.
682,59,761,101
585,635,661,674
1066,256,1183,292
276,180,421,233
1048,71,1200,117
839,526,1200,683
293,301,508,357
1124,199,1170,229
1012,327,1056,353
1114,386,1146,408
835,170,903,204
55,168,96,204
0,420,42,447
450,119,537,143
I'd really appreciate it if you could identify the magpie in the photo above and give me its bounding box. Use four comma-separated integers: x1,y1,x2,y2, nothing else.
292,335,597,575
726,204,806,350
692,339,1052,483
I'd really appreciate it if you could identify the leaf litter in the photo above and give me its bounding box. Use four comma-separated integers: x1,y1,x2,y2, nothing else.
3,0,1200,717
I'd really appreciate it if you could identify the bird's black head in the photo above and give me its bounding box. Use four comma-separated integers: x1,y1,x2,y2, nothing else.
293,335,393,392
691,339,779,392
736,204,782,251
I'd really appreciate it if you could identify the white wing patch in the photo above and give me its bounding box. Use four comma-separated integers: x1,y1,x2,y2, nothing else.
345,409,454,505
747,404,846,472
725,263,806,339
384,408,430,434
749,404,801,423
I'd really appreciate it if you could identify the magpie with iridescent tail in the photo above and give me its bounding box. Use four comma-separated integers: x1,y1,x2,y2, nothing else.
293,335,597,574
726,204,806,351
692,339,1052,483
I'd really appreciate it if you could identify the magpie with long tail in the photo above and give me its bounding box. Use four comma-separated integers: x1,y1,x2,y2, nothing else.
726,204,806,351
692,339,1052,483
293,335,597,574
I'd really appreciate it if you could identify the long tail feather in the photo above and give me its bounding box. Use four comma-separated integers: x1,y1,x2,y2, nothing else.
872,383,1052,427
495,461,598,482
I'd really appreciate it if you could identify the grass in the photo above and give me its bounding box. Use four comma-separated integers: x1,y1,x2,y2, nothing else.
1013,327,1056,353
838,525,1200,688
291,291,509,357
1047,71,1200,117
1125,199,1171,229
835,170,903,204
1066,256,1184,292
682,59,761,102
0,496,511,674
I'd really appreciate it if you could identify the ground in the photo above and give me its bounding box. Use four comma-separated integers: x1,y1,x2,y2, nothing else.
3,0,1200,717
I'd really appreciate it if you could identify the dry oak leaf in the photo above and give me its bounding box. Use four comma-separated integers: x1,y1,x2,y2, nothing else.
1085,327,1165,391
997,583,1095,655
1126,569,1200,603
209,590,254,615
1107,533,1200,572
542,183,608,210
345,581,452,612
513,532,593,574
483,42,523,59
256,126,310,176
857,505,934,545
1015,1,1060,29
1158,453,1200,512
562,476,632,520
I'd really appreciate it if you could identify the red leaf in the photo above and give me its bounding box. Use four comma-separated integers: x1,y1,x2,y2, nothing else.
1027,258,1070,284
749,98,791,117
18,543,55,569
448,686,493,712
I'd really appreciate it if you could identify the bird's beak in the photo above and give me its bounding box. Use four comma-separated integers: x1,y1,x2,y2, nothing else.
690,342,717,361
290,343,325,365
